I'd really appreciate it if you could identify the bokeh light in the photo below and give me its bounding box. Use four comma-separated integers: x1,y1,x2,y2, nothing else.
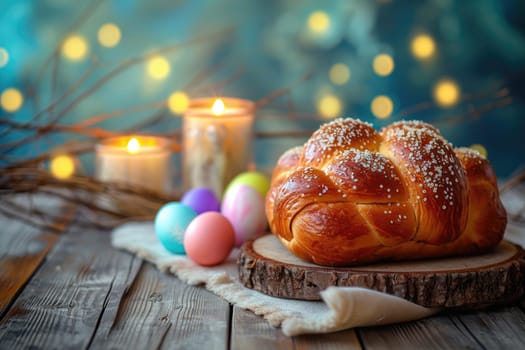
98,23,121,48
329,63,350,85
371,95,394,119
317,94,343,119
62,34,89,61
147,56,171,80
470,144,488,158
308,11,330,33
411,34,436,60
167,91,190,114
373,54,394,76
50,155,75,179
0,48,8,68
1,88,23,113
433,79,460,107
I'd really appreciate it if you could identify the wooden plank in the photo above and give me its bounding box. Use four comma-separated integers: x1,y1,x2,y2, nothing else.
0,194,77,317
294,331,362,350
90,262,231,350
231,306,294,350
231,305,362,350
0,216,59,316
0,227,138,349
357,314,483,350
454,306,525,349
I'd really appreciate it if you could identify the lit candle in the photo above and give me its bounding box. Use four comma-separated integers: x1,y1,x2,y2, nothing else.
182,97,255,197
95,135,172,194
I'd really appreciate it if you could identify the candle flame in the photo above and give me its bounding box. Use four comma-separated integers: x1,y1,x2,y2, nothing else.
212,98,225,116
127,137,140,154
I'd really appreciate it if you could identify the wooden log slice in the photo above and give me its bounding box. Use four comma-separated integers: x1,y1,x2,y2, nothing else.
238,234,525,308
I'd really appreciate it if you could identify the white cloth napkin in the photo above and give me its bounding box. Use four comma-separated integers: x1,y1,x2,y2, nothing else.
111,222,439,336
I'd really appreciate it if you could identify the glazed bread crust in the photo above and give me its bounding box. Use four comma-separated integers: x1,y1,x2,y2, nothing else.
266,118,507,266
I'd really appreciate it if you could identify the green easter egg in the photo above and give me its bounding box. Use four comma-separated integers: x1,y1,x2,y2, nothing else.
225,171,270,198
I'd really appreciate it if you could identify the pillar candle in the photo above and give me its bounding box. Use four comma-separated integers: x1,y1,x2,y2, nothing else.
182,97,254,198
95,135,172,194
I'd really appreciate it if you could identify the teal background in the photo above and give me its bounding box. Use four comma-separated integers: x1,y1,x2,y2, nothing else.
1,0,524,178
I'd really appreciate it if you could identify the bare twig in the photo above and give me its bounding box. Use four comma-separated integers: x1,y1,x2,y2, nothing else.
125,109,170,134
500,168,525,194
255,71,313,109
3,28,235,155
0,166,177,231
52,28,234,125
76,99,166,128
184,61,226,92
190,67,245,96
34,59,101,126
0,198,75,233
4,140,94,168
255,130,313,139
394,85,511,121
437,97,513,127
35,0,105,94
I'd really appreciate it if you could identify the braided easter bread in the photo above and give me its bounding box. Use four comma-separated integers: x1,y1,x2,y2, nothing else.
265,118,507,266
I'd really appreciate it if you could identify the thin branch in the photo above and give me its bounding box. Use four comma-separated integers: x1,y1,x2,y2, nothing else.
5,140,95,168
286,93,298,121
255,71,313,109
184,61,226,92
75,99,165,128
500,168,525,194
0,59,100,139
255,130,313,139
394,86,510,120
0,121,121,141
49,51,61,117
436,97,513,127
0,197,124,232
35,188,128,218
125,109,170,134
0,199,73,233
31,58,100,128
1,98,166,135
189,67,245,96
3,28,235,155
1,167,176,204
52,28,234,126
35,0,105,92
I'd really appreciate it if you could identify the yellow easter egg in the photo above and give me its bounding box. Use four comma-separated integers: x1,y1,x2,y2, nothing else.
225,171,270,199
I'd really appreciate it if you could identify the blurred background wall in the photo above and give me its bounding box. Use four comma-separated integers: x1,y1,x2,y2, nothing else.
1,0,524,178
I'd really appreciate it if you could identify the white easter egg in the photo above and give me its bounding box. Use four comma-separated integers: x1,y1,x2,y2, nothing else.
221,184,267,247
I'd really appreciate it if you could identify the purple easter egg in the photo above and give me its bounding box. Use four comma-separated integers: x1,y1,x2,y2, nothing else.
181,187,220,215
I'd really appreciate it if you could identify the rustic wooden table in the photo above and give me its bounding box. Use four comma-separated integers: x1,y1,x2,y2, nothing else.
1,188,525,350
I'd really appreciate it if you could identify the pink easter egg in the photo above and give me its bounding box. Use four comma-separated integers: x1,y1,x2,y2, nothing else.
184,212,235,266
221,184,267,247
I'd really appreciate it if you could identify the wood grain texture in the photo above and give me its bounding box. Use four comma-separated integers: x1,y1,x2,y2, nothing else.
239,235,525,308
294,331,362,350
0,196,76,318
357,314,483,350
231,306,293,350
0,217,59,317
0,183,523,349
91,262,231,350
0,227,137,349
454,306,525,349
231,305,362,350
